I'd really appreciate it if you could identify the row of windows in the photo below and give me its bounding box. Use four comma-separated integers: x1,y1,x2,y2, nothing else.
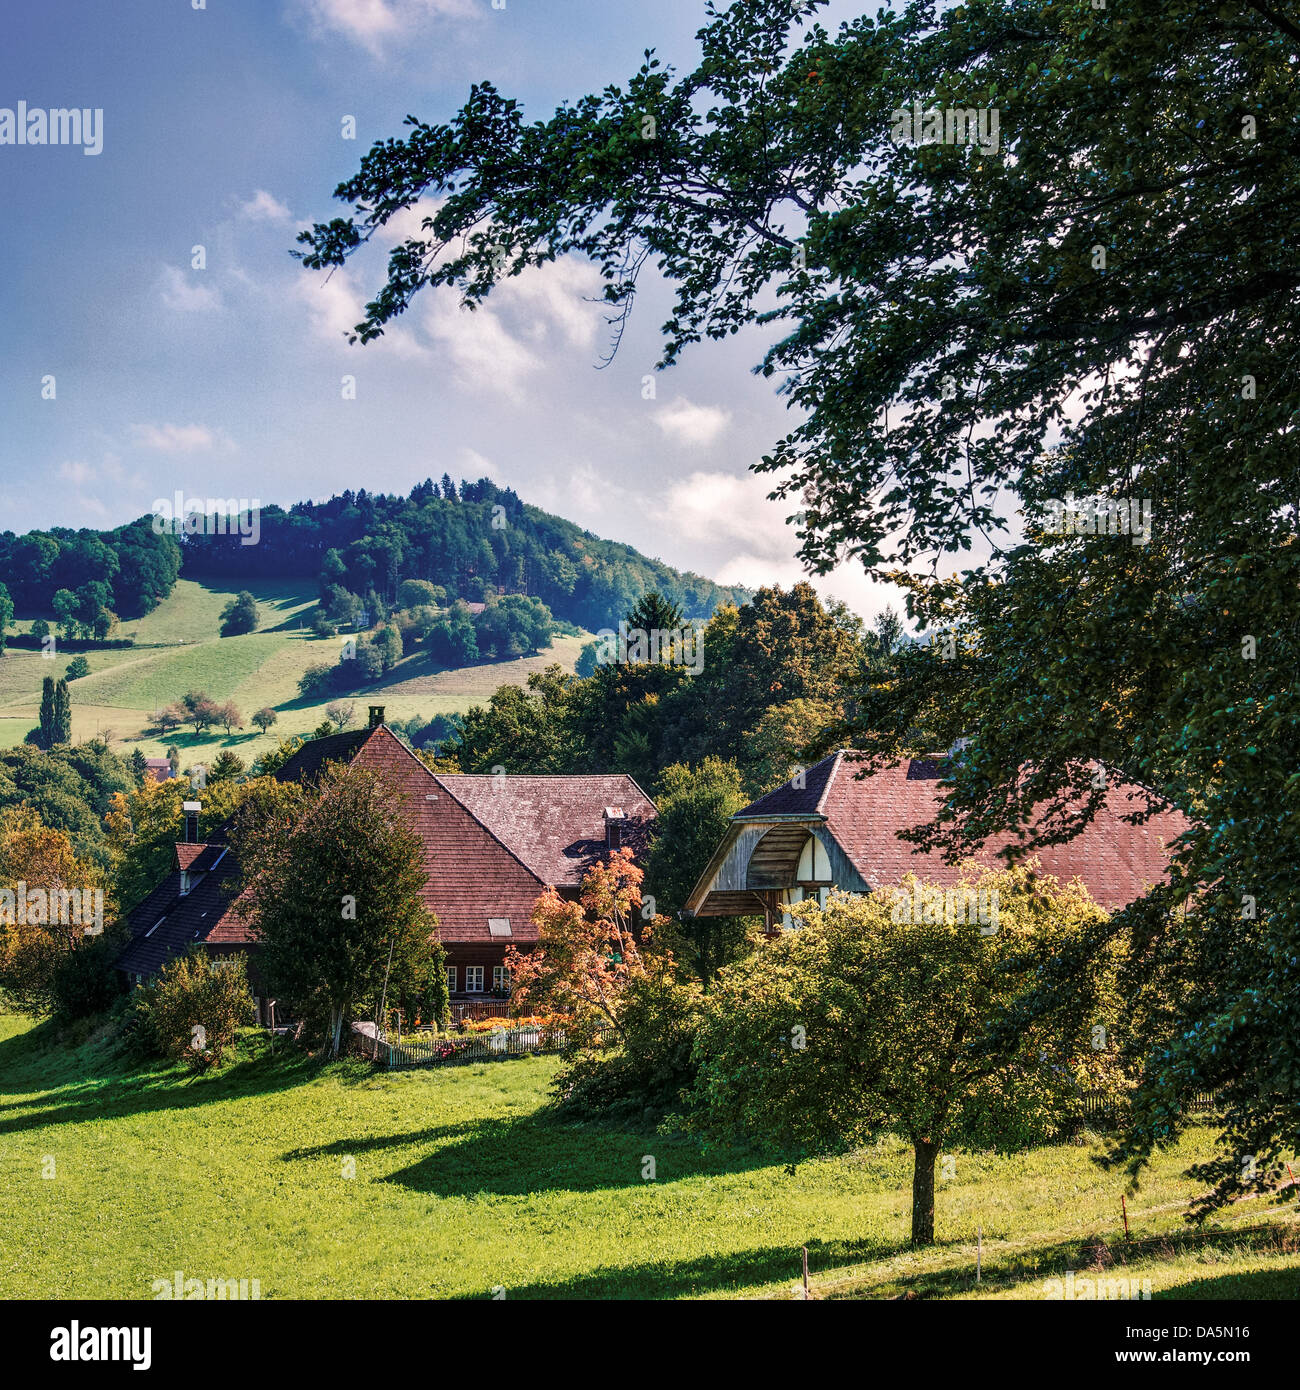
446,965,510,994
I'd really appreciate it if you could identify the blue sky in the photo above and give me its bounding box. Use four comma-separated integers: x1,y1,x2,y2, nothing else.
2,0,891,619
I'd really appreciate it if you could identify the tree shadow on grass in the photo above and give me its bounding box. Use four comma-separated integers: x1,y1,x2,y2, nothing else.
816,1220,1300,1302
282,1109,780,1197
459,1235,893,1300
0,1022,368,1134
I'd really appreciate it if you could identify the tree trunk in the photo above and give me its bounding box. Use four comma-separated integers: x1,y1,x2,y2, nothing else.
911,1138,939,1246
329,1004,345,1058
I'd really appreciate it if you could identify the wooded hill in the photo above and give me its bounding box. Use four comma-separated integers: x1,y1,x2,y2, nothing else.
0,475,748,636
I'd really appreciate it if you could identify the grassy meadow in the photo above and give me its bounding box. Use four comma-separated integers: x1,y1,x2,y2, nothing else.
0,578,590,763
0,1012,1295,1301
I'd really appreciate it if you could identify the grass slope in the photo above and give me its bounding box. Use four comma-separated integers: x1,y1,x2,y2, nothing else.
0,1014,1295,1301
0,578,589,762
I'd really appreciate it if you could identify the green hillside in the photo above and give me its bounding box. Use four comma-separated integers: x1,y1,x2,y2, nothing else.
0,577,590,764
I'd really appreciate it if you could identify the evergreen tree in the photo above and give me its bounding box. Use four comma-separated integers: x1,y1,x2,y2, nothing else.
53,680,73,745
37,677,56,749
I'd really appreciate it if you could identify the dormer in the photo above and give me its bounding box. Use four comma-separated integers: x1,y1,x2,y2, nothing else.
603,806,627,851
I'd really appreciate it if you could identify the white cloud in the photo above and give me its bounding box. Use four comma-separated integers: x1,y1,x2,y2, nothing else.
663,470,901,624
240,189,294,223
58,460,96,486
159,264,221,312
294,267,426,359
292,0,478,56
500,257,604,351
652,398,733,448
423,296,540,401
130,423,233,453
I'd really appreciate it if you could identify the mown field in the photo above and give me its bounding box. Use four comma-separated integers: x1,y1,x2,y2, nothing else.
0,578,589,762
0,1013,1295,1301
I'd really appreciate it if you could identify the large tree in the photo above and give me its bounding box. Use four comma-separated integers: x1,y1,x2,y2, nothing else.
228,762,447,1055
298,0,1300,1212
690,870,1120,1245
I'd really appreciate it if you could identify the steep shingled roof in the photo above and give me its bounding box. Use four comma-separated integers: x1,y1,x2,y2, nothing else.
432,774,655,885
698,752,1191,914
116,725,658,972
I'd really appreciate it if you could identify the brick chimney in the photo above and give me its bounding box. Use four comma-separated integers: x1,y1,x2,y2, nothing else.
368,705,386,729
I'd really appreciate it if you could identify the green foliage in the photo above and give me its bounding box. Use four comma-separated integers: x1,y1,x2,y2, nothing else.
64,656,91,681
451,665,583,773
251,706,278,733
557,970,704,1121
208,750,247,785
0,1009,1272,1300
296,0,1300,1213
0,519,179,620
688,870,1120,1244
48,931,127,1022
227,762,447,1054
218,590,260,637
169,477,746,631
0,582,12,655
0,742,132,866
646,757,757,984
136,949,255,1070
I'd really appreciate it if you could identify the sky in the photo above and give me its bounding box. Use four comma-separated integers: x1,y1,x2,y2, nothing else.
1,0,897,622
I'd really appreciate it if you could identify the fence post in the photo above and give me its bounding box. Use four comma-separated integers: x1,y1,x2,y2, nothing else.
802,1247,810,1300
976,1226,982,1283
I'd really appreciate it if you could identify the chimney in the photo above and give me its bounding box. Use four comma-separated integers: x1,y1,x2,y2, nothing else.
368,705,386,729
182,800,201,845
603,806,626,851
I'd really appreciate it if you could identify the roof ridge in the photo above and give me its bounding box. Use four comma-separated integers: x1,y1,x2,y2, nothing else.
813,750,845,815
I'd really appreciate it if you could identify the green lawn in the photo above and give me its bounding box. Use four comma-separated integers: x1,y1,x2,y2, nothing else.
1,1013,1295,1300
0,579,591,762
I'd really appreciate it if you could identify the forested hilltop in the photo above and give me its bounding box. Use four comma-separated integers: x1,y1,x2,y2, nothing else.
0,475,748,634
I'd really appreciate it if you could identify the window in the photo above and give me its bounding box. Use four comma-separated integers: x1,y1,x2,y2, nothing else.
465,966,484,993
493,965,510,992
446,966,457,994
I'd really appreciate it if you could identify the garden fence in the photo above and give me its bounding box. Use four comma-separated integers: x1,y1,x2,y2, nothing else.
386,1022,615,1068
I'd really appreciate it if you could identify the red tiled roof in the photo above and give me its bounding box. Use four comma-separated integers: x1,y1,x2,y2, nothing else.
432,774,655,886
733,752,1190,913
115,724,658,971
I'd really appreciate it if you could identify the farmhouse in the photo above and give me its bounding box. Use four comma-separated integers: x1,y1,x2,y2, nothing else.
114,708,656,1014
683,751,1189,930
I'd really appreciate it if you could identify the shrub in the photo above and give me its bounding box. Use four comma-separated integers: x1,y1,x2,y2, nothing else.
219,591,259,637
49,933,125,1021
555,972,703,1120
65,656,91,681
139,949,255,1070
